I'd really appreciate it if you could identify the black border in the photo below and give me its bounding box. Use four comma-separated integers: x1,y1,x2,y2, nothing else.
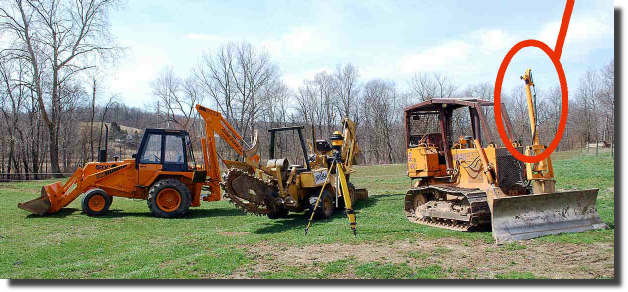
3,3,628,292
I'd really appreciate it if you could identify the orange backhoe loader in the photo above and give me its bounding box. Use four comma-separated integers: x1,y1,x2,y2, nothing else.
18,105,259,218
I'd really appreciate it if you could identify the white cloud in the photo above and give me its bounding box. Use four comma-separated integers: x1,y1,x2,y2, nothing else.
107,42,169,107
537,16,611,46
283,66,334,89
262,26,331,57
185,33,225,42
537,13,613,58
472,29,515,51
360,0,394,13
397,40,473,74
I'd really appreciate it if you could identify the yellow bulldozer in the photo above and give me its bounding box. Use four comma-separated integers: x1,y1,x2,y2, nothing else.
403,69,606,243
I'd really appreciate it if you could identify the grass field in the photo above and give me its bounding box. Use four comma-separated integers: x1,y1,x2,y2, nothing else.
0,150,614,279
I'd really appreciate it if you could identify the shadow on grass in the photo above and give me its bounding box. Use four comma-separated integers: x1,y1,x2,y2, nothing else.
25,208,80,218
100,207,247,219
25,207,248,220
252,195,383,235
184,207,247,218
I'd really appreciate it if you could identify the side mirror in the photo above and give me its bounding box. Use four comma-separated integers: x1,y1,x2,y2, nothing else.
132,154,137,159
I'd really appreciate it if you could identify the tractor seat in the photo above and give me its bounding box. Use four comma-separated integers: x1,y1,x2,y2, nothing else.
289,165,308,173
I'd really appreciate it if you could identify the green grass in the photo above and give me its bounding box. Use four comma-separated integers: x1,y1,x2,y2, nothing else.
0,150,614,279
495,271,540,279
502,242,527,251
354,262,444,279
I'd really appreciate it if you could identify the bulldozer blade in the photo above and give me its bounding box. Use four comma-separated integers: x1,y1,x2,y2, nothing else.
18,189,52,216
491,189,607,244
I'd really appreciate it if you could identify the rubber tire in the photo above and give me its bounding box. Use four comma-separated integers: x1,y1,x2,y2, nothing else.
147,178,192,218
309,190,334,219
81,188,113,216
339,182,357,209
267,207,289,219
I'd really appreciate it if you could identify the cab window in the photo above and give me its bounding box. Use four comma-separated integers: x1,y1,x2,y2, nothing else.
164,135,185,164
141,134,162,163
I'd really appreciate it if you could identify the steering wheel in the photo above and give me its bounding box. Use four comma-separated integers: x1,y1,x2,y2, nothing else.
177,155,183,163
152,154,160,162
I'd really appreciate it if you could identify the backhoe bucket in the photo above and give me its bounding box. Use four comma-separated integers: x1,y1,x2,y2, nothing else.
491,189,607,243
17,182,63,215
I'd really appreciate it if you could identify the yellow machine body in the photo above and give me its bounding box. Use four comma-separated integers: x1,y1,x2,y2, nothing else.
403,89,606,243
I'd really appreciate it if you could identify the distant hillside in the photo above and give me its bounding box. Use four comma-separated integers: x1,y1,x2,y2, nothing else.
80,122,143,136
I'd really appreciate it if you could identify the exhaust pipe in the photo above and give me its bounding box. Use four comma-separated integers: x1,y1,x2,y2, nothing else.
98,124,109,162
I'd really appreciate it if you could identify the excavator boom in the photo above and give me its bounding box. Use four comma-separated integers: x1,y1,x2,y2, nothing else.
195,104,260,201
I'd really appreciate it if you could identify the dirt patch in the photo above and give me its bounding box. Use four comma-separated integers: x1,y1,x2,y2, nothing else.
236,237,614,279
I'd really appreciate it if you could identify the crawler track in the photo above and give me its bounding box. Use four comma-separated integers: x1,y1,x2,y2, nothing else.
404,185,491,231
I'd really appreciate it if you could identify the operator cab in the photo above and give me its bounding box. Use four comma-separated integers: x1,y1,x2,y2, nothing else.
135,129,195,172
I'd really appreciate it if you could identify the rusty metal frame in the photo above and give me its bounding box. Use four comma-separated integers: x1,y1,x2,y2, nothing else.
404,98,507,147
473,104,493,145
437,107,454,172
501,102,516,142
404,98,521,167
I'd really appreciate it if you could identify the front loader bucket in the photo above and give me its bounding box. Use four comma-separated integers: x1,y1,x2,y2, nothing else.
17,182,63,215
491,189,607,243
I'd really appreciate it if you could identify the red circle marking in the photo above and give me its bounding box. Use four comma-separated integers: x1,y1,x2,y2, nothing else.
494,39,569,164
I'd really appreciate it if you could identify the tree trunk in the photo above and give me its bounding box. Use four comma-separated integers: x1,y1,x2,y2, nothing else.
48,125,63,178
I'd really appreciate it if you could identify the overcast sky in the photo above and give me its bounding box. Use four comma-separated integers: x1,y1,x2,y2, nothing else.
104,0,614,108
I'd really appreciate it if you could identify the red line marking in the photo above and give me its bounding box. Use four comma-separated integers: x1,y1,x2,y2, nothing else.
555,0,575,59
493,0,573,164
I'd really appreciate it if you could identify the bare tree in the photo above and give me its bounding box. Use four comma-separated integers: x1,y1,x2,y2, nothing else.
599,60,614,143
334,63,360,121
575,68,601,143
312,71,337,137
0,0,123,177
196,42,279,139
409,72,458,101
0,54,27,178
362,79,399,164
151,67,203,132
87,71,105,161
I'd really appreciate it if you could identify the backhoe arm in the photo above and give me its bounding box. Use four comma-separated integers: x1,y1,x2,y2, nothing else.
520,69,554,191
195,105,260,200
340,118,361,169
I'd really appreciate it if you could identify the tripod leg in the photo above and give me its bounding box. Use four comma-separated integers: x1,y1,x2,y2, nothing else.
304,161,335,235
337,164,357,236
